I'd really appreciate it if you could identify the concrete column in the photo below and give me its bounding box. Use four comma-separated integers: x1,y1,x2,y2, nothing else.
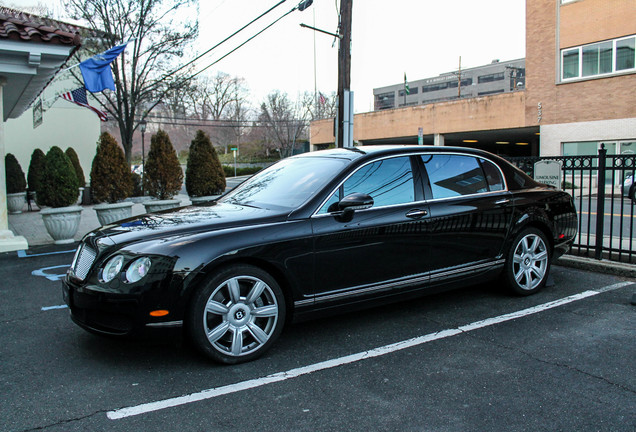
433,133,445,146
0,76,28,252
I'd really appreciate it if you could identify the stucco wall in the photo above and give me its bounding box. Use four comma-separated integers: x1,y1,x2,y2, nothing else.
4,78,101,187
540,118,636,156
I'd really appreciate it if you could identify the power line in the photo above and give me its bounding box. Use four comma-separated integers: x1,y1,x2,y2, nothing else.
169,0,288,79
143,116,309,128
185,6,297,82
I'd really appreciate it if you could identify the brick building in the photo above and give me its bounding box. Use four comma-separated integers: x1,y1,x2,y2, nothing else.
527,0,635,157
310,0,636,158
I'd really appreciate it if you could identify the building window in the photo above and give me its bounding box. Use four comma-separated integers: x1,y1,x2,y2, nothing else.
448,78,473,88
478,89,505,96
422,82,449,93
562,48,579,79
374,92,395,110
616,37,636,71
561,35,636,81
582,41,612,77
478,72,505,83
398,87,419,97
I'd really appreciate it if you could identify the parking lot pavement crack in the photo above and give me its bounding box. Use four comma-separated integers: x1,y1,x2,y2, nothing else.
19,409,109,432
465,333,636,396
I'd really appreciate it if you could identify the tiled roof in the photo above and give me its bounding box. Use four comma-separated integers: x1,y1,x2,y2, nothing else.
0,8,81,47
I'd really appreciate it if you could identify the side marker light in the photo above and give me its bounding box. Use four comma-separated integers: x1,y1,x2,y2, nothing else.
150,310,170,317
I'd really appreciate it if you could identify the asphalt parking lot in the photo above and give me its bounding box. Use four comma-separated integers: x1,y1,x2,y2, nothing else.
1,244,634,432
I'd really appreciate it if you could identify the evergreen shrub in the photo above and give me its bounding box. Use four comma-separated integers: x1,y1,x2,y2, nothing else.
185,130,226,197
5,153,26,193
90,132,133,203
27,149,46,193
130,172,143,197
65,147,86,187
144,129,183,200
37,146,79,208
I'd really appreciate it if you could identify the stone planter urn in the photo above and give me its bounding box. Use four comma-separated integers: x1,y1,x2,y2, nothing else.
40,206,83,244
7,192,26,214
76,187,85,205
94,202,134,226
143,199,181,213
189,195,220,205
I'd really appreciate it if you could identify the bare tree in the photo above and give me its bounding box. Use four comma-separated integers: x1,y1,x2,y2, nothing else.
313,91,337,120
64,0,199,163
260,90,313,158
188,73,238,121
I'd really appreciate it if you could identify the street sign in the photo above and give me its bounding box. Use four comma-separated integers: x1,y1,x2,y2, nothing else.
534,160,562,190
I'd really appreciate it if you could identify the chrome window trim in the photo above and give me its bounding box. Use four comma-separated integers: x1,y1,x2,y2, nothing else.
311,151,509,218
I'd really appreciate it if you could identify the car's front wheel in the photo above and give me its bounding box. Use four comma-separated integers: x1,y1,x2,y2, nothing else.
503,228,551,295
188,264,286,364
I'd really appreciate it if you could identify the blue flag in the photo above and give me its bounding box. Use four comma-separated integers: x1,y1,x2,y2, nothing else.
79,42,128,93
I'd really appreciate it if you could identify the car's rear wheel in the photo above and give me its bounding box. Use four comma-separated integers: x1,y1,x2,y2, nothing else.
188,264,286,364
503,228,551,295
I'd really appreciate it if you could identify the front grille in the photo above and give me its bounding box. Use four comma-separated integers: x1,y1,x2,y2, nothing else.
72,244,96,281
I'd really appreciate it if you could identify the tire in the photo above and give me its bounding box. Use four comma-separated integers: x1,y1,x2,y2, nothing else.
503,228,551,296
188,264,286,364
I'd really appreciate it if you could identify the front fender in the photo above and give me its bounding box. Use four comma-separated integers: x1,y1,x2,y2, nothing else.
150,219,314,319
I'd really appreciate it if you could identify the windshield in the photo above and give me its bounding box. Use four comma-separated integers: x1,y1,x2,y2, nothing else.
219,157,348,210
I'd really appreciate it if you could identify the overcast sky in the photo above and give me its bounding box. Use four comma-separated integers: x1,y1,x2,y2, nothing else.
6,0,526,113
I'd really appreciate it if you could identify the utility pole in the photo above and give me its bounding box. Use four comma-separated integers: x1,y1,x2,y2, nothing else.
336,0,352,148
457,56,462,99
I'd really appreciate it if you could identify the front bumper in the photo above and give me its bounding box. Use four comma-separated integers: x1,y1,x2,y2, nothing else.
63,279,142,335
62,272,186,336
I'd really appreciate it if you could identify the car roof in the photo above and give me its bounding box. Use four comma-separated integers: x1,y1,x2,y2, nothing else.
294,145,502,161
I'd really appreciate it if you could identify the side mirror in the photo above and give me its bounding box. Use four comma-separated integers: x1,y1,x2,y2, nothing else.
336,193,373,221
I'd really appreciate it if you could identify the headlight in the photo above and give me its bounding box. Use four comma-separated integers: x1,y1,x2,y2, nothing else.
125,257,152,283
102,255,124,282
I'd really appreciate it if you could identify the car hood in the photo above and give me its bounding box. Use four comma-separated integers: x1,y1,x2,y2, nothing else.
90,202,288,247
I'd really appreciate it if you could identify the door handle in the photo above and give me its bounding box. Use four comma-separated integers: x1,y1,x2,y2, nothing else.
495,199,510,206
406,209,428,219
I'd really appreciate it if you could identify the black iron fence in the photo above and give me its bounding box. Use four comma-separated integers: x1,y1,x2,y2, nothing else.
507,145,636,264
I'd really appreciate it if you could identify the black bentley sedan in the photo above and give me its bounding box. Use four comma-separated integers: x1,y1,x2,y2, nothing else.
63,146,577,364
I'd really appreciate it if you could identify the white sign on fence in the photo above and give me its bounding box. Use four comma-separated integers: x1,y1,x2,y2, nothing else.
534,160,562,190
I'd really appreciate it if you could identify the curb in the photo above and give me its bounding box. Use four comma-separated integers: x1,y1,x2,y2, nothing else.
555,255,636,278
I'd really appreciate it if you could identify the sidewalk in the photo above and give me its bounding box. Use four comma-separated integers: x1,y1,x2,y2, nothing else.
8,176,250,247
8,193,193,247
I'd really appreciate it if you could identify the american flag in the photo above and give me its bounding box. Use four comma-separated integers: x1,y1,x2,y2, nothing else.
60,87,108,122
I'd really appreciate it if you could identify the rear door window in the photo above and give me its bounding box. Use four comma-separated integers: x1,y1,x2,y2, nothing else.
479,158,505,191
422,154,488,199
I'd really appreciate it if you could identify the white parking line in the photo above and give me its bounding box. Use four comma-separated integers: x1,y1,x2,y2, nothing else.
41,305,68,311
106,281,633,420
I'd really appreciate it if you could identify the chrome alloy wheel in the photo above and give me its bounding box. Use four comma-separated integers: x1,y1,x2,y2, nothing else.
512,233,549,291
202,275,279,358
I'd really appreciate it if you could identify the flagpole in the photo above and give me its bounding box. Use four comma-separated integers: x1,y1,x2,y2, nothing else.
403,73,406,106
313,8,319,120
